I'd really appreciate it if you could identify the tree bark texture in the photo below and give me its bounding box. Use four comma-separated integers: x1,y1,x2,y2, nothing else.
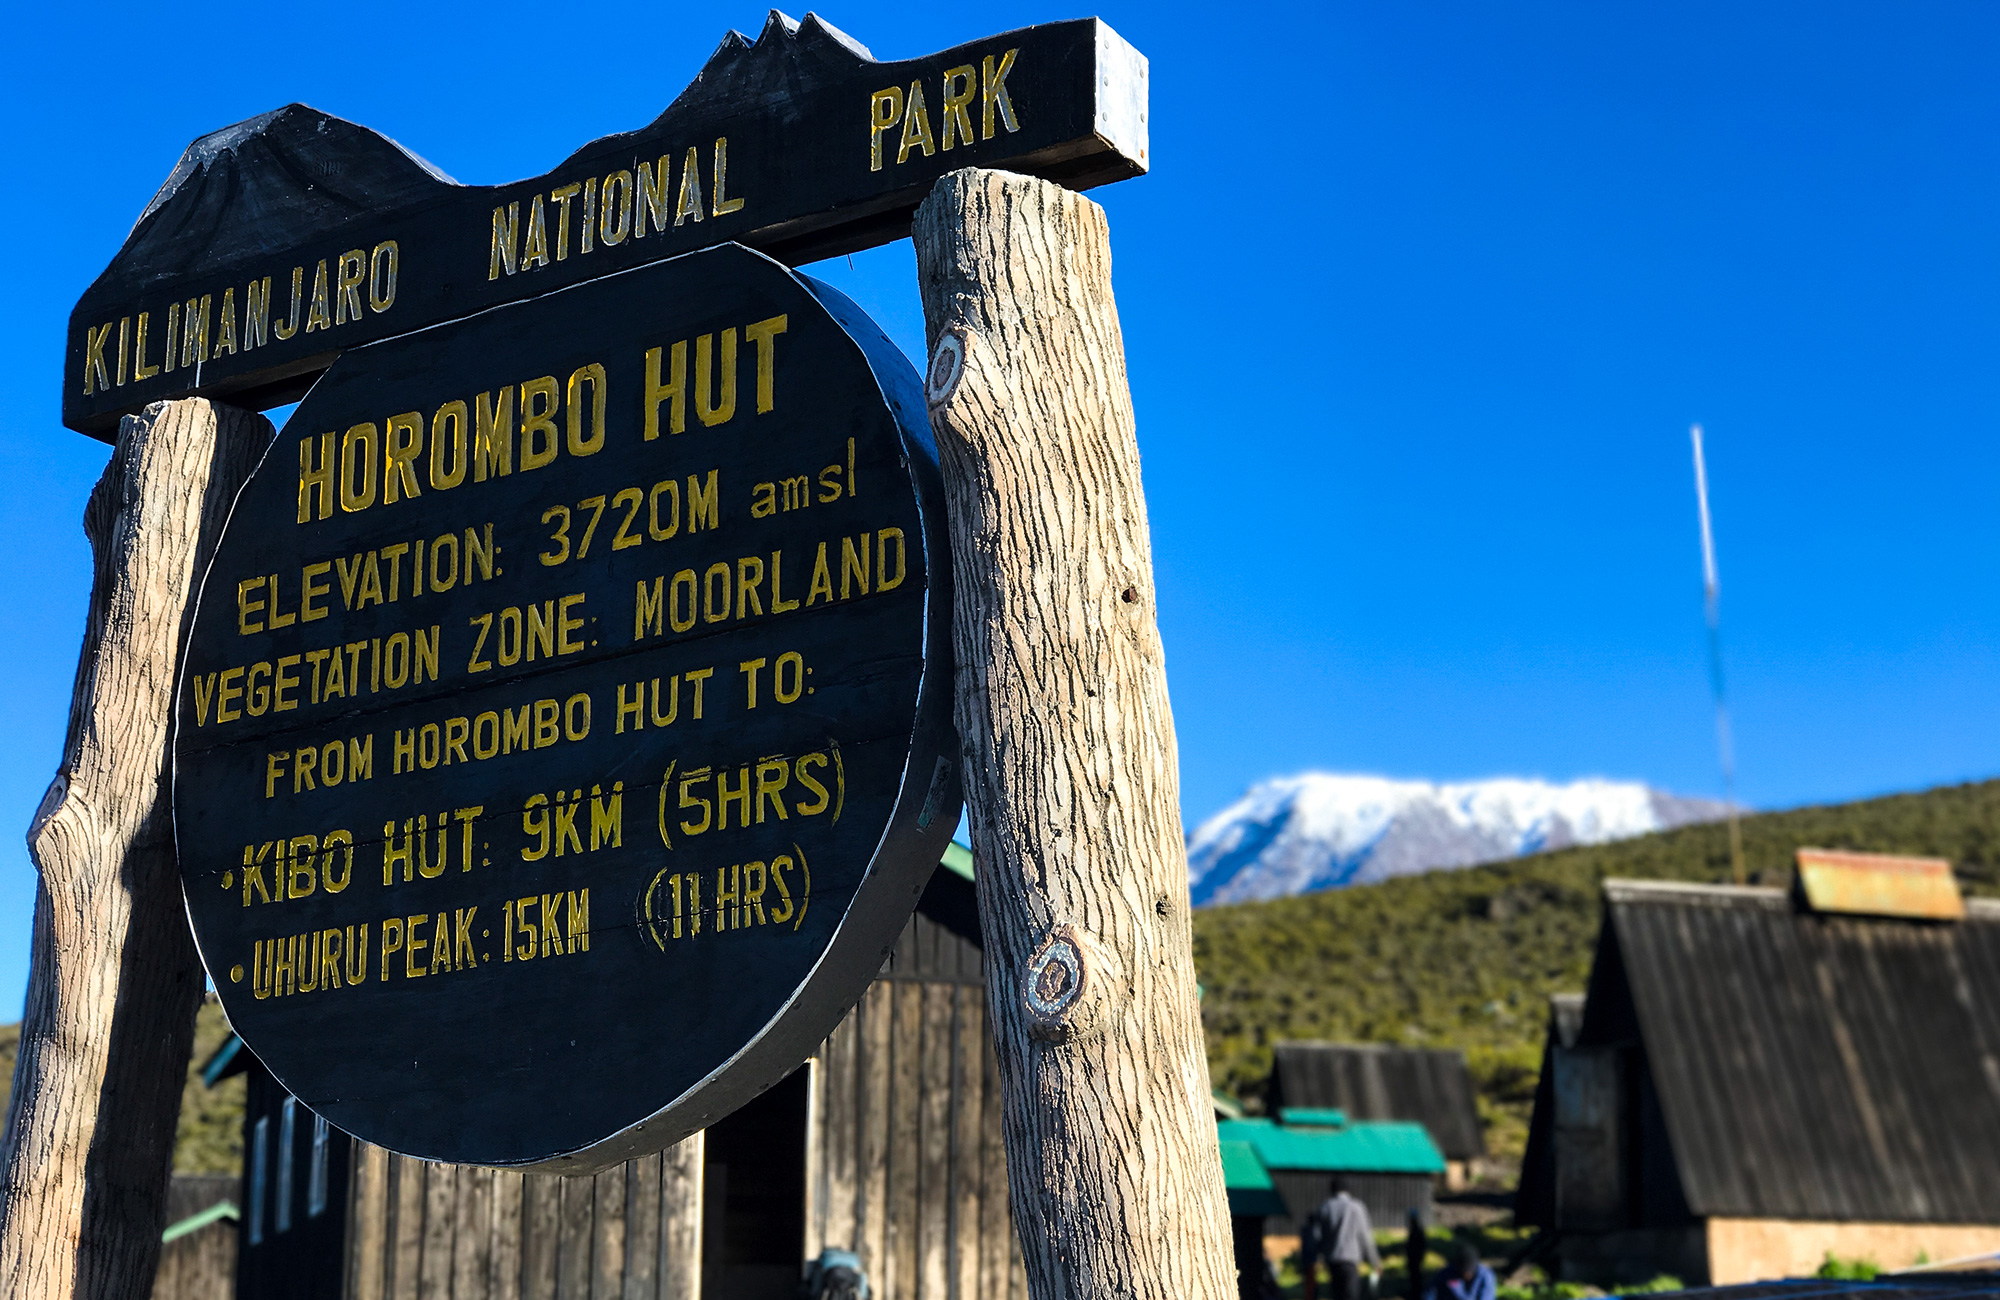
912,169,1234,1299
4,398,270,1299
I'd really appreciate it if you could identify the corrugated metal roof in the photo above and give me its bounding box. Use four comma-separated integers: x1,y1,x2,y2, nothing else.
1216,1117,1446,1175
1270,1041,1486,1159
1597,879,2000,1223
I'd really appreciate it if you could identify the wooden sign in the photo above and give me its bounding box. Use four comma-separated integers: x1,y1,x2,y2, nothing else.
62,12,1147,438
172,243,959,1170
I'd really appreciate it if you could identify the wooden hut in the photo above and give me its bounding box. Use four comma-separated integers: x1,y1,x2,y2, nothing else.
1216,1110,1443,1241
151,1175,239,1300
1517,857,2000,1287
1267,1042,1486,1187
211,849,1029,1300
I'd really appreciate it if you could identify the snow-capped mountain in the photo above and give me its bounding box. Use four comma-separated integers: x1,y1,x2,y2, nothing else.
1186,773,1728,906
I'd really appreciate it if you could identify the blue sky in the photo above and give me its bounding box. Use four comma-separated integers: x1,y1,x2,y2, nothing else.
4,2,1998,1015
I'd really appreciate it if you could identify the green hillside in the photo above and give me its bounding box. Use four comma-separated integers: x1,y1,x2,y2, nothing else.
1191,777,2000,1168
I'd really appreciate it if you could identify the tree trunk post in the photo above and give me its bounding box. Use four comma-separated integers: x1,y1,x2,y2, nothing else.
4,398,269,1299
912,169,1235,1298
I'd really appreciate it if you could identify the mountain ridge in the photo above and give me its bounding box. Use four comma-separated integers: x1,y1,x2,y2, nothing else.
1188,772,1728,905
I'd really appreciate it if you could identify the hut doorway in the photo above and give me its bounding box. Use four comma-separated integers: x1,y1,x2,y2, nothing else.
703,1067,810,1300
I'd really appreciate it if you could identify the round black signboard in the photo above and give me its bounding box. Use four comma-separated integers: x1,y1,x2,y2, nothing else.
174,244,958,1170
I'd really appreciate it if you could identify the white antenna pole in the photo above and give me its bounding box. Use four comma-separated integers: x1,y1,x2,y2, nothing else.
1691,423,1746,884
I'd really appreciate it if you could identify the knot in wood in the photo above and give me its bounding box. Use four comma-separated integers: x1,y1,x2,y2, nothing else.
925,327,969,410
1027,934,1081,1014
1022,925,1112,1043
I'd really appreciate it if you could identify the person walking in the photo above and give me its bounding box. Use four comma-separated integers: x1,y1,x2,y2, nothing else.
1299,1177,1380,1300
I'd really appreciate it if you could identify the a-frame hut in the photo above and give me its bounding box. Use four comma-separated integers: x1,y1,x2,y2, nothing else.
1517,855,2000,1287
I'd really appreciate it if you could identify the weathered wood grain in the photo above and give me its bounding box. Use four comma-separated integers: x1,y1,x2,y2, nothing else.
591,1166,626,1299
390,1156,425,1300
856,983,893,1284
913,168,1236,1299
351,1142,390,1300
149,1214,235,1300
556,1176,593,1300
950,987,984,1300
453,1165,495,1299
623,1153,660,1300
658,1133,703,1300
977,1036,1009,1300
520,1176,560,1300
918,985,953,1300
888,983,924,1300
491,1170,526,1300
418,1163,456,1299
0,398,265,1300
822,1011,859,1256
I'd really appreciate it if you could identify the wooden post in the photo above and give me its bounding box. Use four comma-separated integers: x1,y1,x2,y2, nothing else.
912,169,1235,1298
2,398,269,1299
660,1132,704,1300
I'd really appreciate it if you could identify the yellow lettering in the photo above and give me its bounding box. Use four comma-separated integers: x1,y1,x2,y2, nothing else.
298,433,336,523
519,377,559,471
237,576,266,636
982,50,1020,139
897,79,936,163
383,412,423,504
870,86,904,171
644,341,687,440
566,363,607,457
695,330,737,426
940,66,976,149
745,315,787,414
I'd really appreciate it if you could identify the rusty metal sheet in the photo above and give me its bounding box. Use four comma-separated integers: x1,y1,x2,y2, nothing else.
1796,849,1965,920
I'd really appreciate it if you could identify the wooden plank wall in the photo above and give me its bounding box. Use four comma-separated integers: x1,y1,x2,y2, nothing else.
151,1220,238,1300
151,1175,239,1300
344,1134,704,1300
335,908,1019,1300
808,911,1027,1300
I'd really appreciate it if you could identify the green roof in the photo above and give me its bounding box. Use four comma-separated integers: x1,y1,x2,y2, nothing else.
162,1200,238,1243
1219,1140,1290,1218
1279,1107,1347,1128
1217,1117,1445,1176
1213,1091,1247,1120
940,841,973,881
